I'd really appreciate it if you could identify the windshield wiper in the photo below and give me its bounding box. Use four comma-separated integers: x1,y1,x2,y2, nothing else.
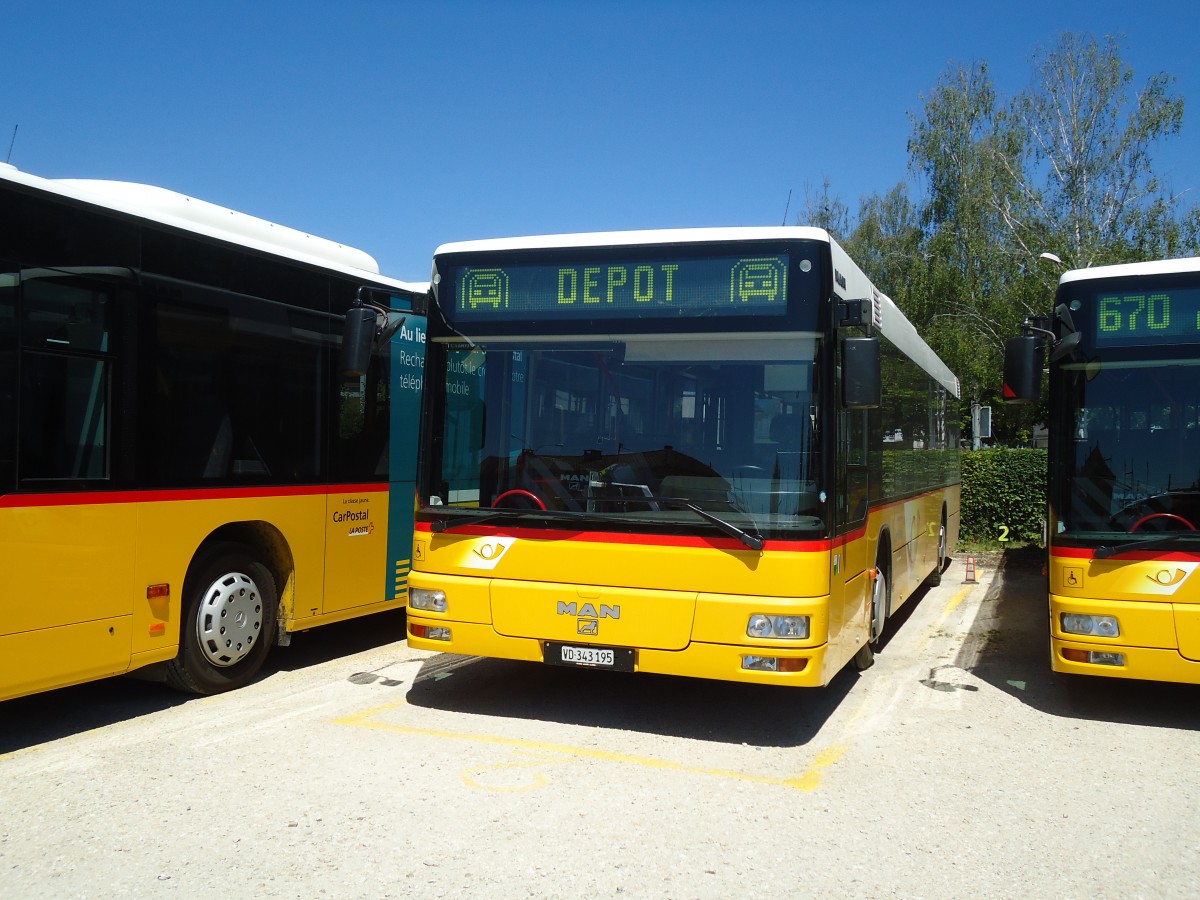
664,499,764,551
1093,532,1200,559
430,510,527,534
585,479,764,550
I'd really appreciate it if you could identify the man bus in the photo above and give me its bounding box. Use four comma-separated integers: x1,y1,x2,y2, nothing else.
0,164,426,701
406,228,960,686
1005,256,1200,684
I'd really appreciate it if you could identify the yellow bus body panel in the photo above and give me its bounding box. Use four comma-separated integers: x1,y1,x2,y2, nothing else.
1049,552,1200,683
408,533,843,685
322,489,391,616
410,487,957,687
1,502,137,700
1,486,397,701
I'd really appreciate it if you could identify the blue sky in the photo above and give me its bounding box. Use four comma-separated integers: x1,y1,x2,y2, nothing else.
4,1,1198,282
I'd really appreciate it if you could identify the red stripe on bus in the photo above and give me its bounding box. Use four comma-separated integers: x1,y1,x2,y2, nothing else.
0,483,387,509
413,490,946,550
1053,545,1200,562
414,521,838,552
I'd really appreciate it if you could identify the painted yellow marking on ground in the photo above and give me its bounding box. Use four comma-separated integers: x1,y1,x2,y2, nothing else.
941,584,973,619
334,701,846,792
463,751,559,792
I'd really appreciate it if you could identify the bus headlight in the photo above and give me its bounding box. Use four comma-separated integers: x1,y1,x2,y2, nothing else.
1061,613,1119,637
410,588,447,612
746,614,809,640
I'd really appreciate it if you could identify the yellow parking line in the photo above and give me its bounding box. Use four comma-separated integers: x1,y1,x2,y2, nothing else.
941,584,972,619
334,701,845,792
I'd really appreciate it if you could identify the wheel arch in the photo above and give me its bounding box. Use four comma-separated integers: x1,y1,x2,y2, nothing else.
186,521,294,644
874,524,893,580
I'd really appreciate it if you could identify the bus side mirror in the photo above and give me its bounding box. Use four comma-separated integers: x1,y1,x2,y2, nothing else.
341,306,378,377
842,336,880,409
1002,335,1043,403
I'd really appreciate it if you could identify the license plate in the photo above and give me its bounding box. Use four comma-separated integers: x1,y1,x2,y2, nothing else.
544,642,634,672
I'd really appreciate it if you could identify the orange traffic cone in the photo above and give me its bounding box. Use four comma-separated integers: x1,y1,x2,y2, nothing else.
963,555,978,584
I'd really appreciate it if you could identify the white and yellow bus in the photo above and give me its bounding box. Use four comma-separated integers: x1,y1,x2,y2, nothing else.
0,164,426,701
407,228,960,685
1005,256,1200,683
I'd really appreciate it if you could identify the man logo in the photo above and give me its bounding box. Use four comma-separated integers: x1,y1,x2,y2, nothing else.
556,601,620,619
577,619,599,636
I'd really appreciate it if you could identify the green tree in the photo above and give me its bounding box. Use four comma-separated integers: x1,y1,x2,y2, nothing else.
1001,32,1193,268
807,31,1198,446
797,178,851,241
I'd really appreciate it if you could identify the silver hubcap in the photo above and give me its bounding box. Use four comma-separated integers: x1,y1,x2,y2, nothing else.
870,570,887,642
196,571,264,667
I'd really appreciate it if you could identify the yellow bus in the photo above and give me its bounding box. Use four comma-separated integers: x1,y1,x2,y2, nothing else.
407,228,960,685
1005,256,1200,683
0,164,427,701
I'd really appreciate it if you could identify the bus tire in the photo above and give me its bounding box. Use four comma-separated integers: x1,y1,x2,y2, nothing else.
853,554,891,671
926,509,948,587
165,542,278,695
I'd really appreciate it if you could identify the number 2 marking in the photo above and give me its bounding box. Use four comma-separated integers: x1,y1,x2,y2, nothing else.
998,525,1010,542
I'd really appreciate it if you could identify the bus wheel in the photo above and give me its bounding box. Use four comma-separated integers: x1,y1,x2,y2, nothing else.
165,543,278,695
926,512,948,587
853,561,890,671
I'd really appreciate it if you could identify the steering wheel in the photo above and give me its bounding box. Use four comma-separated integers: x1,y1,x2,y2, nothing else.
492,489,546,510
1129,512,1196,532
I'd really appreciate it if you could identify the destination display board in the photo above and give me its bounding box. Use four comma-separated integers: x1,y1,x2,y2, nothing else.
448,253,792,320
1093,287,1200,347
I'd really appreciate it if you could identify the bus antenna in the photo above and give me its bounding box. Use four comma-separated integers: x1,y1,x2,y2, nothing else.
5,124,17,164
781,189,792,226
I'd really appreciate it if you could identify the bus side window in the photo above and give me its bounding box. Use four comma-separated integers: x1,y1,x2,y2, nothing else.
0,272,16,490
18,277,114,482
837,407,868,526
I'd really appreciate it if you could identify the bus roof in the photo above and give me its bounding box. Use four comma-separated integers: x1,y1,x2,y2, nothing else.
434,226,834,256
1060,256,1200,284
1,163,426,293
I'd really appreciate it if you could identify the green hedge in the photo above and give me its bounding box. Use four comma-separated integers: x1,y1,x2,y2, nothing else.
959,448,1047,545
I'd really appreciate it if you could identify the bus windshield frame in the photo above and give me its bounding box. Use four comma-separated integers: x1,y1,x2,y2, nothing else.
1050,270,1200,547
424,239,831,542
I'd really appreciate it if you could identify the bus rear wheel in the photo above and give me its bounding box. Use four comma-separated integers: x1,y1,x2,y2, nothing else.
165,543,278,695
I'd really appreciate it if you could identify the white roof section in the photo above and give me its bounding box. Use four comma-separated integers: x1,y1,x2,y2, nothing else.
435,226,832,256
824,235,960,398
0,163,425,293
1060,256,1200,284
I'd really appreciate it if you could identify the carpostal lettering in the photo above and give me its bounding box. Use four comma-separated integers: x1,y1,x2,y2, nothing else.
332,510,370,523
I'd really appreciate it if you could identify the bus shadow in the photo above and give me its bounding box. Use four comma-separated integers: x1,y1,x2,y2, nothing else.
0,609,410,754
404,652,859,748
0,677,191,754
962,546,1200,730
267,609,408,674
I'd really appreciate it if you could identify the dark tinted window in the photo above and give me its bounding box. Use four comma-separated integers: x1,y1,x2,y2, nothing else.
0,272,17,490
147,290,329,485
17,277,117,482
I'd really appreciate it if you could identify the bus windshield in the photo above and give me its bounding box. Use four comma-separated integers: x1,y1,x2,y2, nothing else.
433,333,825,539
1059,356,1200,538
